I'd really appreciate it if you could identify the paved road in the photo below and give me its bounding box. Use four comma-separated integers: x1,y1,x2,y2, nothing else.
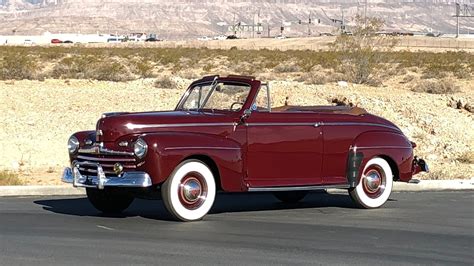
0,191,472,265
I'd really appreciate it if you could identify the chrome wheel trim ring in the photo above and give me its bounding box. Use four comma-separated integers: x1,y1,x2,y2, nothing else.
178,172,207,210
362,166,386,199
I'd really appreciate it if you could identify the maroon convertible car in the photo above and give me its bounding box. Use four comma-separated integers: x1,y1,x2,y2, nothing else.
62,75,428,221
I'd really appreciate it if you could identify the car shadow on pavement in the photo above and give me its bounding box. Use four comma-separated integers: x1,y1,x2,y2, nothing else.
34,191,357,221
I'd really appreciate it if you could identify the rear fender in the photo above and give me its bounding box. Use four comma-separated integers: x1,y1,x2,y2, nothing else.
139,132,244,192
348,131,414,186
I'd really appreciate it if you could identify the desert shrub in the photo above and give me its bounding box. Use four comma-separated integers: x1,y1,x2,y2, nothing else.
202,63,214,72
178,69,201,79
93,61,134,82
412,78,460,94
0,171,23,186
52,55,133,81
399,74,415,84
332,15,397,85
132,60,155,78
297,70,343,85
0,53,37,80
273,63,301,73
457,151,474,164
154,75,177,89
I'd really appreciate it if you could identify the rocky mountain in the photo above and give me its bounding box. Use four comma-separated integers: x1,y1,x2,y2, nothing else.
1,0,473,39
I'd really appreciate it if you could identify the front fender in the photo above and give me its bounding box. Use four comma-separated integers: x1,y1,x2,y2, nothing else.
348,131,414,186
139,132,244,192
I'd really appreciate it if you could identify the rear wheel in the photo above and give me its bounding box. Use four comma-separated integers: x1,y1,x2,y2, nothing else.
273,191,308,203
161,160,216,221
349,157,393,208
86,188,134,214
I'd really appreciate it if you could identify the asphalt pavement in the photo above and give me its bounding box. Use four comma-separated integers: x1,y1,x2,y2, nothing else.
0,191,472,265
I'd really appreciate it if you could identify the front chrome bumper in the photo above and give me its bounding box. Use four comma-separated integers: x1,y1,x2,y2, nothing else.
61,163,152,190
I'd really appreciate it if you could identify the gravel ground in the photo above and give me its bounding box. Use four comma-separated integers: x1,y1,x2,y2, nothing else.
0,77,472,184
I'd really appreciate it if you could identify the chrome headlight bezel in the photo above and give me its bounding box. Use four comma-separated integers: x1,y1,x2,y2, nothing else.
68,136,79,154
133,138,148,159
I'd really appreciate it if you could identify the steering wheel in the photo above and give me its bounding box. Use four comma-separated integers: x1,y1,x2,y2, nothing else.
230,102,244,111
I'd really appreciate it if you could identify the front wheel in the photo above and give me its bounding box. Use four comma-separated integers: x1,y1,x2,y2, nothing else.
86,188,134,214
349,157,393,209
161,160,216,221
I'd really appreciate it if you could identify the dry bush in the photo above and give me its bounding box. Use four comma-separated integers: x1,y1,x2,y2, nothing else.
52,55,134,82
458,151,474,164
154,75,177,89
412,78,460,94
273,63,301,73
132,60,155,78
332,15,397,86
0,53,37,80
399,74,416,84
2,46,473,83
178,69,201,79
0,171,23,186
297,70,344,85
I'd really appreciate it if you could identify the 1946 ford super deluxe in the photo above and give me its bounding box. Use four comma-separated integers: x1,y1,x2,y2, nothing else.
62,75,428,221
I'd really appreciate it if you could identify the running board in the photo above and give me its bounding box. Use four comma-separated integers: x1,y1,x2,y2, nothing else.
248,184,350,192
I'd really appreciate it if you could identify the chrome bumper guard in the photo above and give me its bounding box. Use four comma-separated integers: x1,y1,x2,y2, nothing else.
61,162,152,190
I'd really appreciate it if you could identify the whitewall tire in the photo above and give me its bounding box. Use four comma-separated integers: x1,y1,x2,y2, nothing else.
162,160,216,221
349,157,393,209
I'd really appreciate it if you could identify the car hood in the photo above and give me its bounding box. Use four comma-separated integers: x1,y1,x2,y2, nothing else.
97,110,233,142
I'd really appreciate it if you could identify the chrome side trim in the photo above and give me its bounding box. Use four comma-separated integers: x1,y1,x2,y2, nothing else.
77,155,136,162
248,184,350,192
353,146,412,150
164,146,240,151
244,122,400,131
125,122,237,130
245,122,317,127
323,122,400,131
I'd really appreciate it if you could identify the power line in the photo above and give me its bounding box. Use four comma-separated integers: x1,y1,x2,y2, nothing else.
453,2,474,37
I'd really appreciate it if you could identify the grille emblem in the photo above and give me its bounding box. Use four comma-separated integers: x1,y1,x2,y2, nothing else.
113,163,124,175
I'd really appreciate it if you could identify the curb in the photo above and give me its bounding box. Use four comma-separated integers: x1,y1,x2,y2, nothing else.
392,179,474,192
0,185,85,197
0,180,472,197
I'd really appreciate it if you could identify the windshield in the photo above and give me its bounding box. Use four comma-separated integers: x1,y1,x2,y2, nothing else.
178,82,251,112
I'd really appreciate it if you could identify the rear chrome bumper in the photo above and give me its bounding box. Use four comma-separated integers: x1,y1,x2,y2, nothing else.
61,164,152,190
412,156,429,175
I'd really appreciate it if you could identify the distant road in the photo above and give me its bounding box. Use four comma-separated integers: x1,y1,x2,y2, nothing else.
0,191,472,265
2,36,474,52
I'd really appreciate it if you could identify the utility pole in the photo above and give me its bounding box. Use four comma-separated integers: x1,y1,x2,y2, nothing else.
364,0,367,27
453,2,474,38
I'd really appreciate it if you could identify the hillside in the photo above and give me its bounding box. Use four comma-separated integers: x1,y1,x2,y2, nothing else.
1,0,473,39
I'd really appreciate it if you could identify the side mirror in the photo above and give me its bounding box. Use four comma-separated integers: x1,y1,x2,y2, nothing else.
240,109,251,123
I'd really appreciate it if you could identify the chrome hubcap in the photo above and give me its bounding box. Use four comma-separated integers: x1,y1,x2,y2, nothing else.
365,171,381,192
182,178,202,202
362,166,386,199
178,173,207,210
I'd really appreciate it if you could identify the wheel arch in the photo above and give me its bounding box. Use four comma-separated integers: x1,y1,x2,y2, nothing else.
350,130,412,186
378,154,400,181
181,154,223,191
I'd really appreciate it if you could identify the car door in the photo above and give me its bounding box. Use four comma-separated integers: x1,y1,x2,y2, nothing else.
244,111,324,188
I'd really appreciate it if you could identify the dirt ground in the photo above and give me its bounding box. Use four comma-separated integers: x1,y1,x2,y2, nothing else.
0,75,472,185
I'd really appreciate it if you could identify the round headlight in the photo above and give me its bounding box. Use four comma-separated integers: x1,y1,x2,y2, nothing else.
68,136,79,154
134,138,148,159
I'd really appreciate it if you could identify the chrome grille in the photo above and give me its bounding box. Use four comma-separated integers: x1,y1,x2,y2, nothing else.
74,144,136,177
